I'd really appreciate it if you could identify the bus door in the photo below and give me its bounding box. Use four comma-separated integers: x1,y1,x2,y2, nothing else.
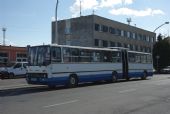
121,50,129,80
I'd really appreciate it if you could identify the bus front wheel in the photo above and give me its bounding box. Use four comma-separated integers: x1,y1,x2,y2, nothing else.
68,75,78,88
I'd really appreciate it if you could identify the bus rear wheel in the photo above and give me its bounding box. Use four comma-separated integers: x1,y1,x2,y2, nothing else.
141,71,147,80
111,72,117,83
9,73,14,79
68,75,78,88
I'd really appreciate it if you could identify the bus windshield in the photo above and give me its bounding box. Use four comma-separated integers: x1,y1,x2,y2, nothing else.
28,46,50,66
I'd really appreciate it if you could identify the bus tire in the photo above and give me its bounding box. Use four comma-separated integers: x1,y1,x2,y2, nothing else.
111,72,117,83
68,75,78,88
9,73,14,79
141,71,147,80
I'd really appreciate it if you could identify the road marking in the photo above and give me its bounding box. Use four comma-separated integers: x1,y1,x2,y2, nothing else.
119,88,136,93
43,100,79,108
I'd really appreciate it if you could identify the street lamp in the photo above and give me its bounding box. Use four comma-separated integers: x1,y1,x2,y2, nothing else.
55,0,59,44
2,27,6,46
153,21,169,32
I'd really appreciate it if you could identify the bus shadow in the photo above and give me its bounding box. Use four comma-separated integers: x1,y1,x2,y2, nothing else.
0,78,149,97
0,85,68,97
78,78,149,88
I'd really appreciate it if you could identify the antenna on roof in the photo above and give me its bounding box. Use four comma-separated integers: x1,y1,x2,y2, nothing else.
127,18,132,25
80,0,82,17
92,9,95,15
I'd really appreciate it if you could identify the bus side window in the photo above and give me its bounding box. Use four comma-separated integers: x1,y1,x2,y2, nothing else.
112,51,121,63
51,47,61,63
135,54,141,63
103,51,112,62
70,48,79,62
63,47,71,62
92,51,101,62
128,53,135,63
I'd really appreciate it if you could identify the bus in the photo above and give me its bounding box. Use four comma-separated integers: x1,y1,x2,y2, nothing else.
26,44,153,88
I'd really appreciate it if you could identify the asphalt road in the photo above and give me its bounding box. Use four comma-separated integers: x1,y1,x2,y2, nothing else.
1,74,170,114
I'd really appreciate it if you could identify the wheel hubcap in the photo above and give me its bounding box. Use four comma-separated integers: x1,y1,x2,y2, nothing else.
70,77,75,85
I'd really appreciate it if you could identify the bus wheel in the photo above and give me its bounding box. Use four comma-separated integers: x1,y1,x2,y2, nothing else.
141,72,147,80
111,72,117,83
68,75,78,88
9,73,14,79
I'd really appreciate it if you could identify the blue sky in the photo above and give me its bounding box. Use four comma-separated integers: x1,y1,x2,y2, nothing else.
0,0,170,46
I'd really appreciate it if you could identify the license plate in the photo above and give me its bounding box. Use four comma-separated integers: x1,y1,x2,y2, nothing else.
30,78,37,81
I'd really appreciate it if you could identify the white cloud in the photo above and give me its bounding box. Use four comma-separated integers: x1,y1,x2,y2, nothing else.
70,0,99,17
70,0,164,17
99,0,134,7
70,0,134,17
123,0,133,5
99,0,122,8
109,8,165,17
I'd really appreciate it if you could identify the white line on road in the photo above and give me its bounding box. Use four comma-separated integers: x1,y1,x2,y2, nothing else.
119,88,136,93
43,100,79,108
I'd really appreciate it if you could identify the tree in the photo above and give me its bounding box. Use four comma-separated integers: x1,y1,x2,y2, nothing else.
157,33,163,42
153,35,170,72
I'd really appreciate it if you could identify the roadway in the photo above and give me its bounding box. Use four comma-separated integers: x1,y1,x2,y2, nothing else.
1,74,170,114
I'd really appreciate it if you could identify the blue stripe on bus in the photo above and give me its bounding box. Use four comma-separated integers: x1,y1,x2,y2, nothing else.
27,72,153,85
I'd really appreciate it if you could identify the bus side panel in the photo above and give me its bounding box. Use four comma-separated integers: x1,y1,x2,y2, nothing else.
128,63,153,78
50,63,122,83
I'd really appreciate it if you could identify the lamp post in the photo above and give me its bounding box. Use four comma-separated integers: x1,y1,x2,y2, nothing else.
55,0,59,44
153,22,169,32
2,27,6,46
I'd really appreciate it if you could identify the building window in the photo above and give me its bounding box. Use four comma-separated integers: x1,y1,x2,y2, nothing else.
0,52,8,65
110,41,115,47
16,53,27,62
130,44,133,50
103,40,108,47
117,29,121,36
95,23,100,31
94,39,99,46
135,33,138,40
143,35,146,41
130,32,133,39
138,34,142,40
124,31,127,37
135,45,138,51
101,25,108,32
124,43,128,48
109,27,116,34
117,42,122,47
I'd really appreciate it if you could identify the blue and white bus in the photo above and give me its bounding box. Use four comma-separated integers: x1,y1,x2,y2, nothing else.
26,44,153,87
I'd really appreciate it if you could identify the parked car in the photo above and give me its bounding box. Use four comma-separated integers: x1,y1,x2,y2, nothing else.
160,66,170,74
0,62,28,79
0,67,9,79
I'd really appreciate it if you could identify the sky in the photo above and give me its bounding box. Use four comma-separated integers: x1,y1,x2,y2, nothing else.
0,0,170,46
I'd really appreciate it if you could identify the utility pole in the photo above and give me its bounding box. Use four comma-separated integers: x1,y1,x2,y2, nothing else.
54,0,59,44
2,28,6,46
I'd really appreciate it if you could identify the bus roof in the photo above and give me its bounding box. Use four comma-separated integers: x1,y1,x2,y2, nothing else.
29,44,152,54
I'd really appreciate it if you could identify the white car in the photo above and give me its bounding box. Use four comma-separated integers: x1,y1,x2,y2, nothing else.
6,62,28,78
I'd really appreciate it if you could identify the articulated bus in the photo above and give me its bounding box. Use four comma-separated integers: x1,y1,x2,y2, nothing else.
26,44,153,87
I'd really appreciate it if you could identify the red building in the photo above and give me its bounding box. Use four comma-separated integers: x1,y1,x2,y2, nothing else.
0,45,27,67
